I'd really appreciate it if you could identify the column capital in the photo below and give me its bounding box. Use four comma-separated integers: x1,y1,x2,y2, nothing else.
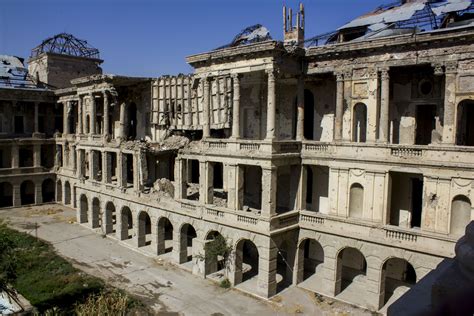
380,67,390,79
343,69,353,81
231,73,241,80
335,71,344,82
445,61,458,74
265,68,279,80
432,63,444,76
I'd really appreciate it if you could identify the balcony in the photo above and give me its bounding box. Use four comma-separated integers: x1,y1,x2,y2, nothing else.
184,138,302,158
302,141,474,168
299,210,456,258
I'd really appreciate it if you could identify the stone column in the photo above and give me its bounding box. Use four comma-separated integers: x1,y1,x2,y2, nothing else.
231,74,241,138
60,102,67,135
12,184,21,207
65,101,72,135
119,102,127,140
342,70,353,141
265,69,277,140
119,153,128,188
103,92,109,138
34,102,39,134
35,181,42,204
77,149,84,178
257,238,278,298
102,151,110,184
227,164,243,210
33,144,41,167
443,62,457,144
192,238,207,277
133,153,140,192
11,143,19,168
174,158,187,200
334,72,344,141
172,228,186,264
379,68,390,143
89,151,96,180
89,93,96,135
202,78,211,138
71,145,77,173
77,96,83,134
199,161,213,204
297,165,307,210
296,75,305,140
261,166,277,217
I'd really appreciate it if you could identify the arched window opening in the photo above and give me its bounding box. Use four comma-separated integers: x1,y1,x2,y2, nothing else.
352,103,367,143
42,179,55,203
20,180,35,205
336,247,367,295
456,100,474,146
349,183,364,219
381,258,416,307
450,195,472,237
157,217,173,255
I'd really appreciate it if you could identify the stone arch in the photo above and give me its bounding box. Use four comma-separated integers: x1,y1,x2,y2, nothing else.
234,239,259,286
79,194,88,223
41,178,55,203
91,197,101,229
120,206,133,240
157,217,173,255
56,180,62,202
64,181,71,205
203,230,226,277
335,247,367,295
380,257,417,308
349,183,364,219
450,195,472,236
0,182,13,207
179,223,197,264
352,103,367,142
456,99,474,146
104,201,116,234
20,180,35,205
297,238,324,286
276,240,294,292
137,211,152,247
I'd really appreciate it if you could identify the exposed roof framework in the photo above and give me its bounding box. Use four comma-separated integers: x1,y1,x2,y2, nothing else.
216,24,272,50
30,33,100,59
304,0,474,48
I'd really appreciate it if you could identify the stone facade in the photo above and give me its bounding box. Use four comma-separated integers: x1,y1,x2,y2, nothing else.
2,3,474,313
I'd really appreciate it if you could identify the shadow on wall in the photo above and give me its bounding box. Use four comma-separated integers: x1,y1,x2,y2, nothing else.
386,258,452,315
388,221,474,316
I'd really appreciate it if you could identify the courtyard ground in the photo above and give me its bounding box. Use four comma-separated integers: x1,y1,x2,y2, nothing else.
0,204,374,315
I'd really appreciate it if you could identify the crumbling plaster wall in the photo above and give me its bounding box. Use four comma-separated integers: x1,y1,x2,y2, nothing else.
28,54,102,89
240,72,267,140
305,77,336,141
276,80,297,140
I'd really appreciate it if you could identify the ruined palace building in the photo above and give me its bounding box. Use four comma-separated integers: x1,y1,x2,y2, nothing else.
1,1,474,313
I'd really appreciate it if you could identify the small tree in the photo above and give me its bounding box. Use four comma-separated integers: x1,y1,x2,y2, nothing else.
200,234,233,287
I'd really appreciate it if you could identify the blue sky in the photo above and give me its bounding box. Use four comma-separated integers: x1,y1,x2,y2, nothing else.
0,0,394,77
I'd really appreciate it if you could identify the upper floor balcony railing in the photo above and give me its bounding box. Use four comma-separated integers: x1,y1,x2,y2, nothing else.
302,141,474,168
187,138,302,156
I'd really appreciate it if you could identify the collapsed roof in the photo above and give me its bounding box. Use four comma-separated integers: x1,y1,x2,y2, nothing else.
0,55,43,89
30,33,100,59
216,24,272,50
305,0,474,47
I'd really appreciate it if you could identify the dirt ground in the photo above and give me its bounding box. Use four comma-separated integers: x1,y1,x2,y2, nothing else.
0,204,373,316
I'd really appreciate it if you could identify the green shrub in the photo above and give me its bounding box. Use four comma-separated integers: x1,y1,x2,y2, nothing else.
219,278,231,289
